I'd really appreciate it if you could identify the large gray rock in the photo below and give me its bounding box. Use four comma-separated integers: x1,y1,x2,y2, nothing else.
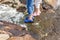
0,4,24,25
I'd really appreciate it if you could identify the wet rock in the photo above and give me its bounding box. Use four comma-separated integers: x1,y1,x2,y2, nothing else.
33,5,60,40
27,8,56,39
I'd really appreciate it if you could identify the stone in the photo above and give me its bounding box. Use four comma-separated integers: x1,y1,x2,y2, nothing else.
8,34,35,40
8,37,24,40
44,0,57,8
0,34,9,40
0,4,24,25
0,0,26,8
0,30,12,36
24,34,36,40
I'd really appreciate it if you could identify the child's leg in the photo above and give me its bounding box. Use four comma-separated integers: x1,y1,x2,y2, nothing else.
27,0,34,15
35,0,42,8
26,0,34,20
24,0,34,23
33,0,42,16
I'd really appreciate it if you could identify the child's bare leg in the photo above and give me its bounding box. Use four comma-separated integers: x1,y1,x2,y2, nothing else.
35,5,41,16
33,5,36,16
33,0,42,16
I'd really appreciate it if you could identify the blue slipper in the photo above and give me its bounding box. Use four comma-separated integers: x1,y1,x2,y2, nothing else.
24,19,34,23
24,17,34,23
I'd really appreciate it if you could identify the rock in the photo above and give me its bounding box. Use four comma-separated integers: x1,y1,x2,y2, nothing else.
44,0,57,8
0,21,24,30
0,0,26,8
43,0,60,10
19,0,26,4
0,34,10,40
0,4,24,25
8,37,24,40
0,21,28,36
0,30,12,36
8,34,35,40
24,34,36,40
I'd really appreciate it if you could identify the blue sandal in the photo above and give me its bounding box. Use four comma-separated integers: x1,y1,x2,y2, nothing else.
24,17,34,23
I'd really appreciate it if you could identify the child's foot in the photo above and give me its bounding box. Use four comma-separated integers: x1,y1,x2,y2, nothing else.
36,10,41,16
33,10,41,16
24,15,34,23
33,12,37,16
